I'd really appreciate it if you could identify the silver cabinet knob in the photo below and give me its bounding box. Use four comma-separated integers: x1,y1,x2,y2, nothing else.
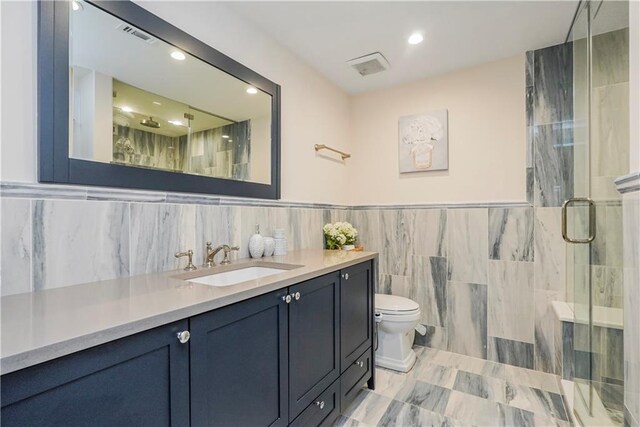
355,360,364,368
282,294,292,304
177,330,190,344
316,400,325,410
294,292,301,301
344,273,349,280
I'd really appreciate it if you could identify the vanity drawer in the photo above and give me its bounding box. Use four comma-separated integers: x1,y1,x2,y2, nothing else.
290,380,340,427
340,348,372,411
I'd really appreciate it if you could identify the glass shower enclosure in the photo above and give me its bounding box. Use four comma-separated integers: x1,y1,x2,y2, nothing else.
566,1,629,425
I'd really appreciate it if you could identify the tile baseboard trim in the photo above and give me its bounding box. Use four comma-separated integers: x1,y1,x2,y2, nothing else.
615,172,640,194
1,182,528,210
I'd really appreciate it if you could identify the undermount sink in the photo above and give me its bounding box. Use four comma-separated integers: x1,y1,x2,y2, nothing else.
178,262,303,287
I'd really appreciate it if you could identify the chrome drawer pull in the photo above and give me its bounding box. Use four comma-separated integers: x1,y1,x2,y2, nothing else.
316,400,325,409
355,360,364,368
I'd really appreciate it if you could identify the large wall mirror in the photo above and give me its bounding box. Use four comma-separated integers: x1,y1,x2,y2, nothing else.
39,0,281,199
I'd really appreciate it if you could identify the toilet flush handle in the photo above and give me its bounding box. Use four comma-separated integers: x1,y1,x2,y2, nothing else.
374,312,383,323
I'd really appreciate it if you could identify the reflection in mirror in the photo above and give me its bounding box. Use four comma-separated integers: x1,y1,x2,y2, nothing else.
69,0,272,184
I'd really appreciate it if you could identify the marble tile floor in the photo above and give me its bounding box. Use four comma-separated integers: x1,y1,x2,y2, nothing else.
336,346,572,427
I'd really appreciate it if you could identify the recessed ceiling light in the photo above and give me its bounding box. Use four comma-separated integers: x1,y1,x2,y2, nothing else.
222,135,229,139
72,1,83,11
170,51,186,61
168,120,183,126
408,33,424,45
246,87,258,95
228,140,233,142
152,101,162,106
121,106,133,113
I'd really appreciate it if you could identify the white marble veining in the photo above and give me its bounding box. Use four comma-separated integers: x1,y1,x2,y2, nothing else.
591,28,629,88
129,203,161,275
447,281,487,359
1,249,377,375
158,204,197,271
379,210,411,277
534,289,561,375
410,255,447,327
1,199,32,295
488,207,534,262
447,209,488,284
534,208,565,292
407,209,447,258
287,208,324,252
488,260,535,343
488,337,534,370
592,83,630,181
196,205,241,261
32,200,130,291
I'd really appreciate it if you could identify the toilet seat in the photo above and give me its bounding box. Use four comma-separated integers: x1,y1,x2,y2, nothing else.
375,294,420,315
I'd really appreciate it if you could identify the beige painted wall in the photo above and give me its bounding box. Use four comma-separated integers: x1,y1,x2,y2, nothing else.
1,2,528,206
348,55,527,205
0,1,353,204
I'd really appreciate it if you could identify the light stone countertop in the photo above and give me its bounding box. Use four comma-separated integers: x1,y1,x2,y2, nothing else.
1,249,377,375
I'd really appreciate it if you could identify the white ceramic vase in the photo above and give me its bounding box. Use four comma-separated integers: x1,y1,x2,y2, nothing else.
263,237,275,257
249,225,265,258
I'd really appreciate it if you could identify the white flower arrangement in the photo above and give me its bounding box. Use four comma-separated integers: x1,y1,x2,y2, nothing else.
323,222,358,250
401,115,443,146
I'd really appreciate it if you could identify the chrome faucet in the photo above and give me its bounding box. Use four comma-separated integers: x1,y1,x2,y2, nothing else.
205,242,240,267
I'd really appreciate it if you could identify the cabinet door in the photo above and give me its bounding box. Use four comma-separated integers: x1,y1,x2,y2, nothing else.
190,288,289,427
340,261,373,372
289,272,340,421
1,321,189,427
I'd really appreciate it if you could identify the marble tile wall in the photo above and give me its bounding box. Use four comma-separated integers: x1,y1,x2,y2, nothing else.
0,195,345,295
347,202,565,374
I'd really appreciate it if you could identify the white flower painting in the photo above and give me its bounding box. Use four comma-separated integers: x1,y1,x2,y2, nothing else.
398,110,448,173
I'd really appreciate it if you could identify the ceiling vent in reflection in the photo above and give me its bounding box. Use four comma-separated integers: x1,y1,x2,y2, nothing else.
116,23,157,44
347,52,390,77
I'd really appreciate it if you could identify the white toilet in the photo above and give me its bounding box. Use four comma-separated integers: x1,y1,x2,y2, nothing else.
374,294,424,372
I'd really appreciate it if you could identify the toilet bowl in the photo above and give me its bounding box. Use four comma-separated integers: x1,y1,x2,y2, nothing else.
374,294,422,372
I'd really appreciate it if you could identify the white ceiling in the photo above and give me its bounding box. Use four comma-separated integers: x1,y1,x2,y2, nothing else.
228,1,581,94
71,1,272,122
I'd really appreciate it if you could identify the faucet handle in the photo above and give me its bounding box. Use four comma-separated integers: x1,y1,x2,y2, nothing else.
221,245,239,265
175,249,197,271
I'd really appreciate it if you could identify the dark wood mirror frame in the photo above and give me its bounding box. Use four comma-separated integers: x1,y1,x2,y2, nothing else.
38,0,281,199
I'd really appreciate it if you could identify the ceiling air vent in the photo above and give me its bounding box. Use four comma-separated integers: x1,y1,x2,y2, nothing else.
347,52,390,77
116,23,157,44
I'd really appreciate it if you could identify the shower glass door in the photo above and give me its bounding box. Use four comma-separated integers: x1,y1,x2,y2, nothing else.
568,1,629,425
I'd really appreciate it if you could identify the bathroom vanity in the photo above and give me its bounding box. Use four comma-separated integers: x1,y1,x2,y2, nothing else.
0,249,376,426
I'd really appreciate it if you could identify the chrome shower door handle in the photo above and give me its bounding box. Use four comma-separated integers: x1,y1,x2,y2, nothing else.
561,197,596,244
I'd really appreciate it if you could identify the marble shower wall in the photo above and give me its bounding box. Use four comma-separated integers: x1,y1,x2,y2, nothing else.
113,125,182,171
179,120,251,181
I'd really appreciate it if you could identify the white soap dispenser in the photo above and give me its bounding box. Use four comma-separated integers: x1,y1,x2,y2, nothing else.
248,224,265,258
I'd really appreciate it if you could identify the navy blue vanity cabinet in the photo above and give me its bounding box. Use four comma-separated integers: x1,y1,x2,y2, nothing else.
0,320,190,427
340,261,373,371
288,272,341,422
339,261,374,410
190,288,289,427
